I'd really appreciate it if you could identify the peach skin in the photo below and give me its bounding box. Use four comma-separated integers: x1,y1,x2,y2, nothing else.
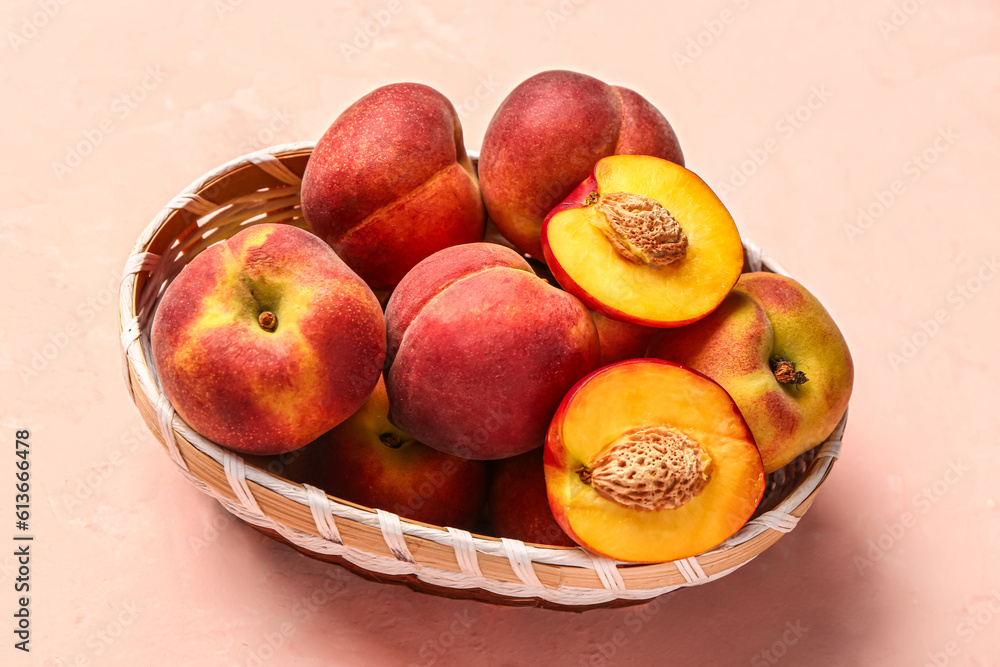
648,272,854,472
151,224,386,455
590,309,657,367
385,243,599,460
307,376,488,530
489,447,576,548
301,82,485,289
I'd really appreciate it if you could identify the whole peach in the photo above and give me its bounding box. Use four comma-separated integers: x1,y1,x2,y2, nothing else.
301,83,485,289
307,376,488,530
385,243,599,460
151,224,385,455
384,241,532,367
648,273,853,472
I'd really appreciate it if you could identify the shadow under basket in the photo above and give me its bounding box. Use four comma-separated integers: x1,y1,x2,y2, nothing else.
118,142,847,611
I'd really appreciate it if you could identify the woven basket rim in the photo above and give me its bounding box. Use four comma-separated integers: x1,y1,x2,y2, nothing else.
118,142,846,606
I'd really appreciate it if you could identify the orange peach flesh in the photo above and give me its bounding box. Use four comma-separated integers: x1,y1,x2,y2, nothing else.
544,155,743,326
545,360,764,563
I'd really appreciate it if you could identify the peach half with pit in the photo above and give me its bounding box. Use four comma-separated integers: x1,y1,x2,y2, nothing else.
385,243,599,460
544,359,765,563
150,224,385,455
541,155,744,328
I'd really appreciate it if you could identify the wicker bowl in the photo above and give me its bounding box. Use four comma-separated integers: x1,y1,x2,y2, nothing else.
118,143,846,610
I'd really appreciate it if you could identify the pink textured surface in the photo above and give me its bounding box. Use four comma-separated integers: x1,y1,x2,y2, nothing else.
2,1,999,665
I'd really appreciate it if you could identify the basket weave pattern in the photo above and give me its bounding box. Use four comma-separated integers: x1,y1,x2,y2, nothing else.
118,143,846,608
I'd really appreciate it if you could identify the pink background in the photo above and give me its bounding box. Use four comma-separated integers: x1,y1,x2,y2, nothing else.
3,0,999,665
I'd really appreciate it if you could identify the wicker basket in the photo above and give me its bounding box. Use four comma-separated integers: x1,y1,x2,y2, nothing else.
118,143,846,611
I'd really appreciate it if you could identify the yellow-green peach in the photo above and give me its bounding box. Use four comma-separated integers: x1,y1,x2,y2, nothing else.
647,273,853,472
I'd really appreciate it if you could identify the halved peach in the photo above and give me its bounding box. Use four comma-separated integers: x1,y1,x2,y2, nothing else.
541,155,744,327
544,359,764,563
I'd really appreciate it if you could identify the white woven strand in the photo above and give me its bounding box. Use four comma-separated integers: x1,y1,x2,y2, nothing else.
745,240,764,273
675,557,709,584
303,484,343,544
166,193,218,217
376,509,415,563
755,511,800,533
119,315,141,396
587,554,626,592
815,438,843,460
222,450,264,517
120,316,141,351
122,252,160,277
815,407,847,462
155,393,186,470
119,252,156,391
501,538,546,589
446,527,483,578
213,485,699,604
248,151,303,185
